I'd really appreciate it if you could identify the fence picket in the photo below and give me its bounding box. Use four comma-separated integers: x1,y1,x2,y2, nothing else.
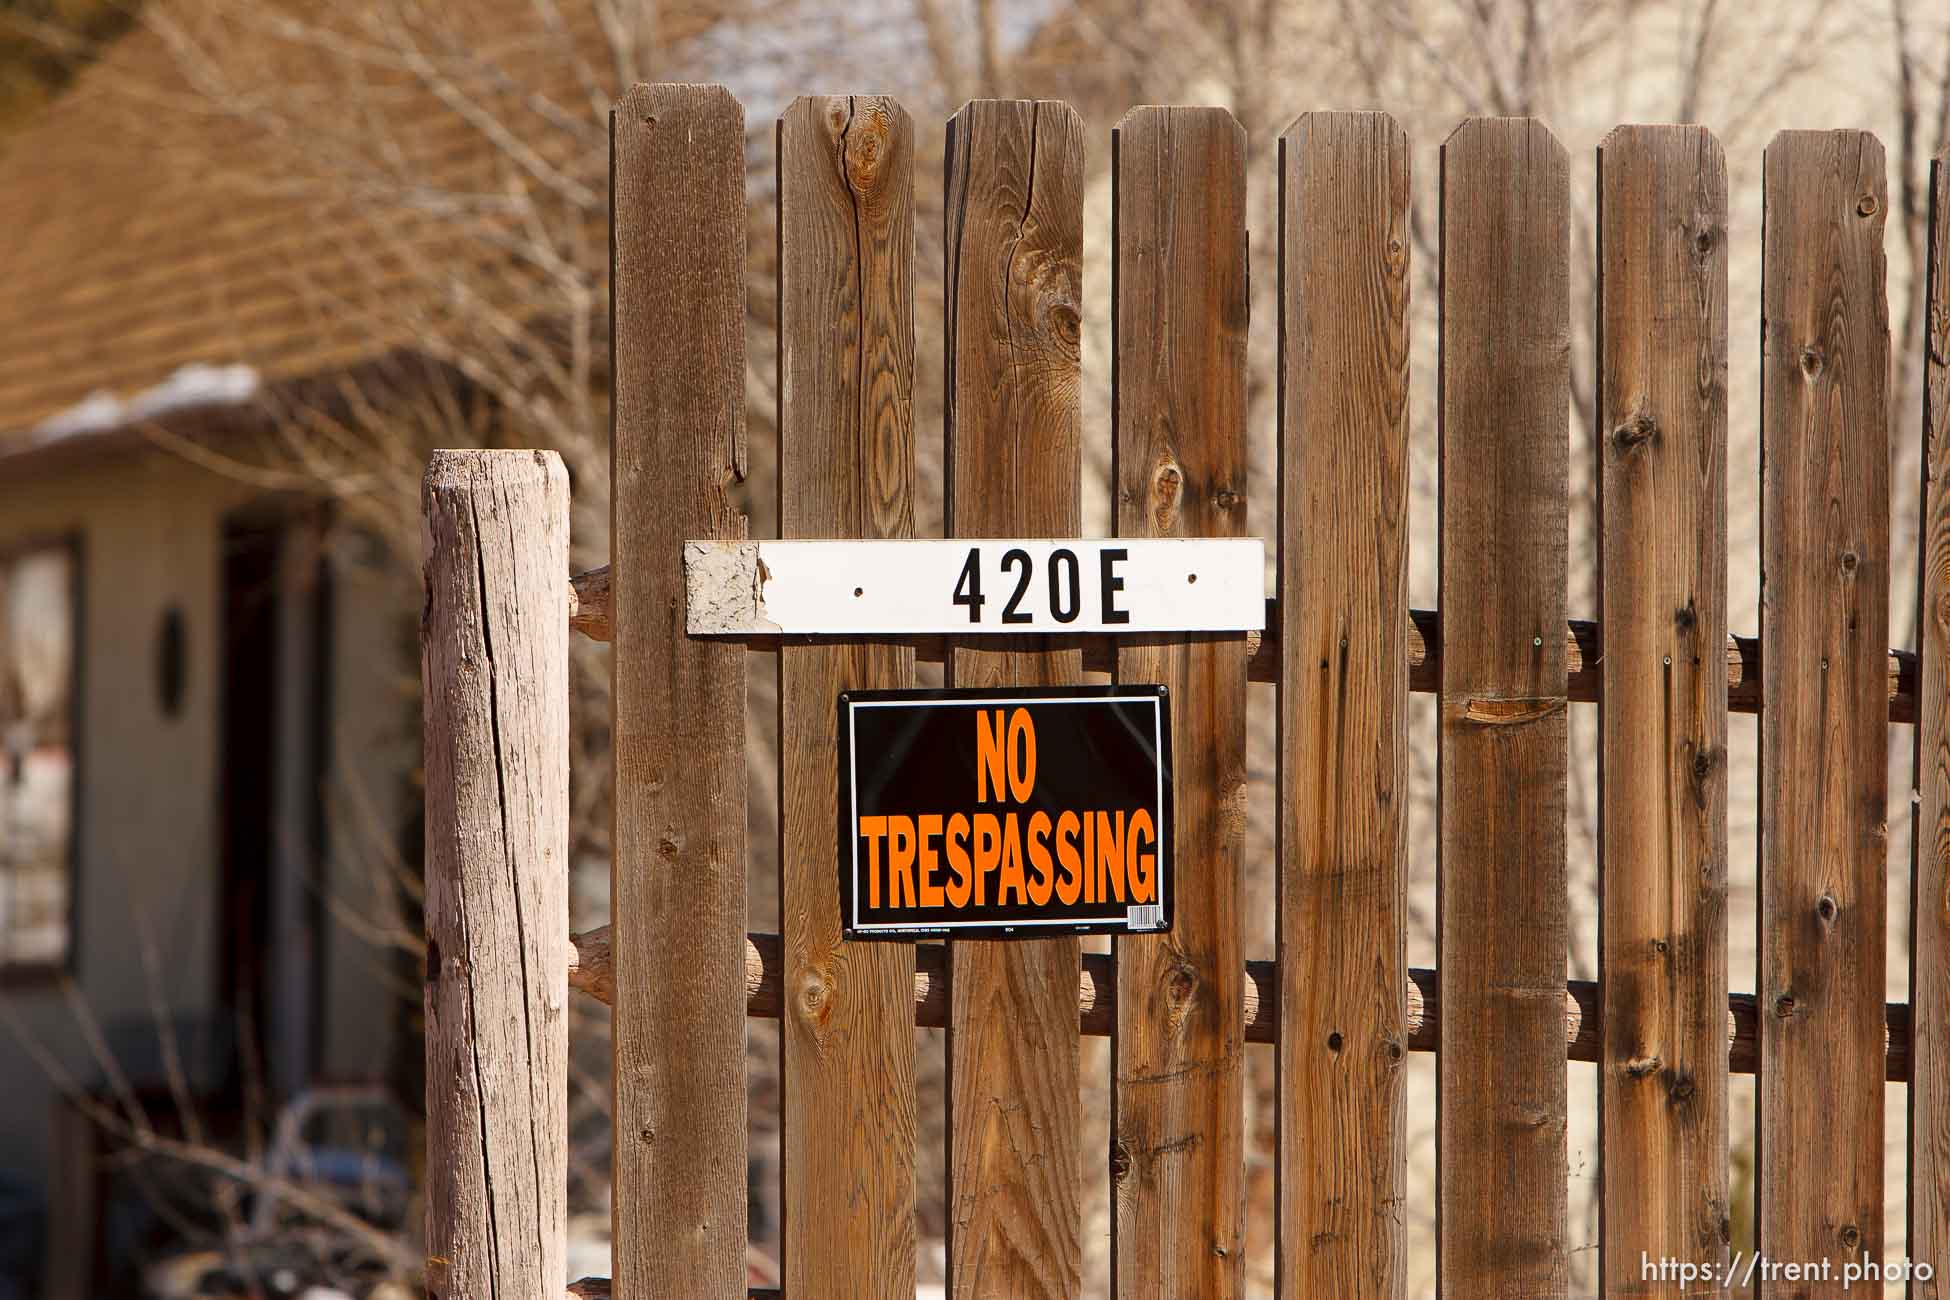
1595,125,1731,1291
1107,104,1250,1297
609,82,751,1298
1275,109,1411,1298
1436,116,1571,1297
1759,129,1891,1280
1911,143,1950,1292
942,98,1088,1300
776,95,919,1297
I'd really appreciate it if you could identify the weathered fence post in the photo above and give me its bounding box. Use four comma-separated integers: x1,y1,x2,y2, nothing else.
421,448,571,1300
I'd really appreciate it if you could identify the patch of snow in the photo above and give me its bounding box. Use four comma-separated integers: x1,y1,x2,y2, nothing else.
31,361,260,441
31,391,122,440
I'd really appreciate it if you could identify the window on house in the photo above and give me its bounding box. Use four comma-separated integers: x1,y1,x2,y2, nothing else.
0,540,77,975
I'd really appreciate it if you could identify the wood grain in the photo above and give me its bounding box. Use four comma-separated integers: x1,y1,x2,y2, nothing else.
1758,130,1890,1291
942,98,1086,1300
776,94,918,1298
1436,116,1571,1299
1911,144,1950,1296
1275,110,1411,1299
1596,126,1731,1293
421,450,571,1300
609,82,750,1299
1108,105,1250,1298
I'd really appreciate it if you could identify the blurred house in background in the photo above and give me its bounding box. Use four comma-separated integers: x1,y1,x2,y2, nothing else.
0,0,731,1287
0,12,472,1293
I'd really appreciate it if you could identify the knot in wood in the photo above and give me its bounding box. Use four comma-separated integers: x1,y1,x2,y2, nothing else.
1839,549,1859,575
1668,1073,1696,1104
1693,227,1716,256
1799,345,1825,379
797,969,833,1027
1161,959,1200,1038
1151,460,1183,530
1840,1223,1862,1249
1816,893,1838,925
1856,194,1878,218
1611,411,1657,454
843,107,893,192
1048,299,1082,350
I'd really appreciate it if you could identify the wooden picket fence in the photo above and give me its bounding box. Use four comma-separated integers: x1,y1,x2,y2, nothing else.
417,83,1950,1298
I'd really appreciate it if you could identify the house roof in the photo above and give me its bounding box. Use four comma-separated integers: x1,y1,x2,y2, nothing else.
0,0,642,457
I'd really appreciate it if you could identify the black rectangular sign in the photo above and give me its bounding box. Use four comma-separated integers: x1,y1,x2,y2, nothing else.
837,685,1172,938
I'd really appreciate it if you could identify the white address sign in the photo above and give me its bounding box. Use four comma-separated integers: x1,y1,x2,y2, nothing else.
684,539,1265,636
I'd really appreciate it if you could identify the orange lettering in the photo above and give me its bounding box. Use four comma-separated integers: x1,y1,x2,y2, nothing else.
1082,812,1095,903
1054,811,1082,905
1097,810,1126,903
1126,808,1156,903
1026,811,1054,906
945,813,973,908
859,815,887,909
1007,708,1037,802
917,814,945,908
887,815,917,908
972,813,1001,906
976,710,1007,802
998,812,1027,905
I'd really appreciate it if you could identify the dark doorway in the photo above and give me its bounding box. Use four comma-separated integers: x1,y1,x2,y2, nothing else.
218,516,282,1096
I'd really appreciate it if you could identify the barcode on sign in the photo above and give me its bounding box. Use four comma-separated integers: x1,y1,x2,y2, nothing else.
1127,903,1164,931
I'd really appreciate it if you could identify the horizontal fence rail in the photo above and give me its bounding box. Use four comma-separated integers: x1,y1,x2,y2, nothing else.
571,564,1923,718
563,925,1916,1081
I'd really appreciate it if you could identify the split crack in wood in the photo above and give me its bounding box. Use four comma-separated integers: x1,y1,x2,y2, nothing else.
1461,695,1566,725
